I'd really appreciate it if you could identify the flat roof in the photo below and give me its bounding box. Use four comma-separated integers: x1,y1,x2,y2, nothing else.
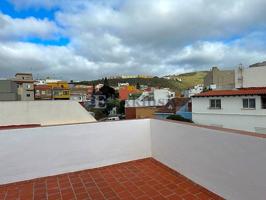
0,158,224,200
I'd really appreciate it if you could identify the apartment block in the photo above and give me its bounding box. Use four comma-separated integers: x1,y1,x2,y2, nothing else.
204,67,235,90
14,73,34,101
0,80,18,101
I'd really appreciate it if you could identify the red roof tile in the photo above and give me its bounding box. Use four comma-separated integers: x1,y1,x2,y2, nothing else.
0,158,224,200
193,87,266,97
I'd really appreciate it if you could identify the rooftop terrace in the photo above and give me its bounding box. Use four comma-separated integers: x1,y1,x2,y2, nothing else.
0,119,265,200
0,158,223,200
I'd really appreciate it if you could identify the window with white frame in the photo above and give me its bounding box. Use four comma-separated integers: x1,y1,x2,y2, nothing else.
243,98,256,109
209,99,221,109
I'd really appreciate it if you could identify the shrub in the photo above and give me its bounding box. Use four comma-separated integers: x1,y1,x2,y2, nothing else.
166,114,193,123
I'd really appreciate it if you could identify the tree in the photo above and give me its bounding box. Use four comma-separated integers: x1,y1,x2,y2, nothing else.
118,100,125,114
99,85,115,99
166,115,193,123
103,77,109,86
136,82,140,90
92,83,96,95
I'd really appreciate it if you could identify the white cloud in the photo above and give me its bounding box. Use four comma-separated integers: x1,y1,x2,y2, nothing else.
0,13,60,40
1,0,266,80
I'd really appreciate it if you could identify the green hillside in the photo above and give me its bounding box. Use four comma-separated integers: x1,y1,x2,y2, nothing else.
78,71,208,92
175,71,208,90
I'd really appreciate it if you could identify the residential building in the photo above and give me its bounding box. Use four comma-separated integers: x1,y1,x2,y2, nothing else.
154,88,175,101
0,101,96,126
0,80,18,101
182,84,204,97
235,62,266,88
70,87,88,102
204,67,235,90
47,81,70,100
14,73,34,101
125,106,160,119
95,83,104,91
1,119,266,200
34,85,52,100
129,88,175,103
125,89,175,119
121,75,153,79
117,82,129,88
154,98,191,120
119,85,140,100
192,87,266,133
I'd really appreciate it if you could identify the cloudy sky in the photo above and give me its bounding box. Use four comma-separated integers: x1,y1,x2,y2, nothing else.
0,0,266,80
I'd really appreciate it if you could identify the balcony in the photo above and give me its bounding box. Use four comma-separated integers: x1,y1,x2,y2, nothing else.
0,119,266,200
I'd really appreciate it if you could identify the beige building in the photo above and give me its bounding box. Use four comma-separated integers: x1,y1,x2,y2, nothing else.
14,73,35,101
235,62,266,88
204,67,235,90
125,106,159,119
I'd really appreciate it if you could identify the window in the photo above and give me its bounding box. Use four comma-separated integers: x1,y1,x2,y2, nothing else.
63,91,69,95
209,99,221,109
26,94,30,97
243,98,256,109
261,96,266,109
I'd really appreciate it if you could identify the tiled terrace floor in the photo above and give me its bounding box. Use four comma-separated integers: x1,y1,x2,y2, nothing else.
0,158,224,200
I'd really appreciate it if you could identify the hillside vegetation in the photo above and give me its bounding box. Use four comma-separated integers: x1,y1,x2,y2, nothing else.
174,71,208,90
78,71,208,91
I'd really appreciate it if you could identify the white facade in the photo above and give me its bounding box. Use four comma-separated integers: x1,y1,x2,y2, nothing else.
117,82,129,87
70,94,87,102
192,95,266,133
154,89,175,101
235,65,266,88
125,89,175,107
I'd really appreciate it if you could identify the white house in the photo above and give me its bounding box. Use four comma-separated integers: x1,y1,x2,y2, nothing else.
235,63,266,88
183,84,204,97
192,87,266,133
126,88,175,108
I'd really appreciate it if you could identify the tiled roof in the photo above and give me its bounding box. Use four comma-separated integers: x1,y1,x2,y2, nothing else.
156,98,190,113
34,85,52,89
0,158,223,200
193,87,266,97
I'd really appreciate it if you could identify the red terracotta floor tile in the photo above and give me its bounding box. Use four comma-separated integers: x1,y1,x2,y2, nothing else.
0,158,224,200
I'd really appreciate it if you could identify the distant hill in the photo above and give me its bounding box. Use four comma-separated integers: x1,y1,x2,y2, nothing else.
173,71,208,90
78,71,208,92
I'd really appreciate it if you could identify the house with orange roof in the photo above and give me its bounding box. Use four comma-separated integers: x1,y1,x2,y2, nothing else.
192,87,266,133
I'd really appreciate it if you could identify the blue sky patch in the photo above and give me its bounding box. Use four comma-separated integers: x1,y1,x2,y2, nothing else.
0,0,58,20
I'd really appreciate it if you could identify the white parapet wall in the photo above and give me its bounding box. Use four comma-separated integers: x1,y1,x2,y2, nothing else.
1,119,266,200
0,119,151,184
0,100,96,126
150,119,266,200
